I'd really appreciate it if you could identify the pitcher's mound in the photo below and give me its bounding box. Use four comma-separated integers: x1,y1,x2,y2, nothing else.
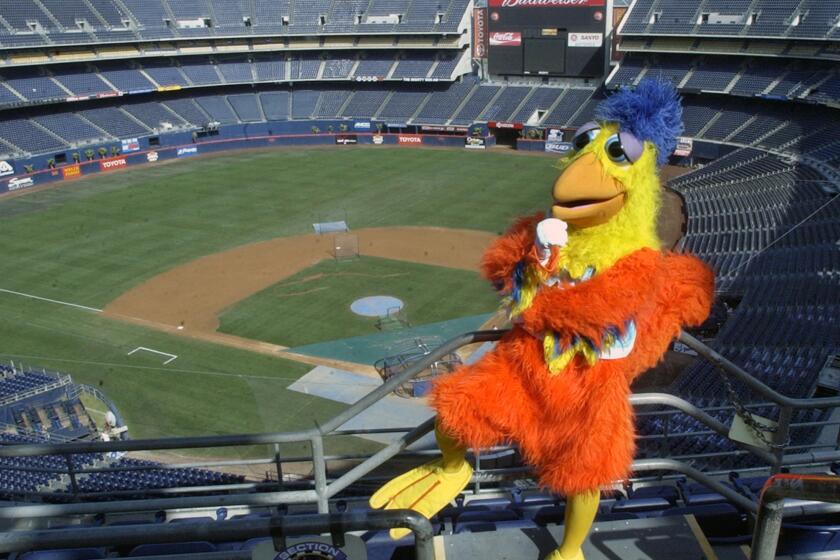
351,296,404,317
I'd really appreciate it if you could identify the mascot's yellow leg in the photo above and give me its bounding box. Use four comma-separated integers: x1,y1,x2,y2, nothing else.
369,422,472,539
544,488,600,560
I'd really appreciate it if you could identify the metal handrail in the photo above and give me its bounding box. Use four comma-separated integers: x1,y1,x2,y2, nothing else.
0,328,836,521
0,331,503,459
0,510,435,559
751,474,840,560
0,328,826,459
678,332,840,409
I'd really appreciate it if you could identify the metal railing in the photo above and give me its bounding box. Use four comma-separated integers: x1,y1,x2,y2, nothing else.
0,329,838,554
751,473,840,560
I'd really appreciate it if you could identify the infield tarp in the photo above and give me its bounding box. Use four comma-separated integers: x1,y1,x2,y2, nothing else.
287,313,494,366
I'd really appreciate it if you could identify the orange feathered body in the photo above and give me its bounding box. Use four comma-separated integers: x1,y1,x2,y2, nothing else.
431,215,714,495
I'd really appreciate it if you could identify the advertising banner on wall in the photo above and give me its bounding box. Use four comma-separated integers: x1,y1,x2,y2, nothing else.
62,164,82,179
0,161,13,177
121,138,140,152
6,176,34,192
473,8,488,58
674,137,693,157
545,140,573,154
397,135,423,145
99,157,127,172
177,145,198,158
489,31,522,46
568,32,603,47
489,0,605,6
335,134,358,145
372,135,384,145
465,137,487,150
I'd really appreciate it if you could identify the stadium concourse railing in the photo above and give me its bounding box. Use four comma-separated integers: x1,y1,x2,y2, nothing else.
1,330,840,555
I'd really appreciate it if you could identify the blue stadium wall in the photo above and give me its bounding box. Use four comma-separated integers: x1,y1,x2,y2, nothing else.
0,121,496,195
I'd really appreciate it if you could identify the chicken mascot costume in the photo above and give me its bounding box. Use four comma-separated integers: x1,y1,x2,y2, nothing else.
370,79,715,560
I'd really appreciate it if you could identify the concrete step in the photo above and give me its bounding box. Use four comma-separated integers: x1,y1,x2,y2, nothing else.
434,515,715,559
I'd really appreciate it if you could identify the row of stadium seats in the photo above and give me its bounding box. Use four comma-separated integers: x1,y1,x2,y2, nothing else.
0,430,244,496
638,149,840,472
0,83,599,158
0,370,61,402
623,0,840,40
0,363,243,497
0,51,466,105
15,478,840,558
12,398,94,439
0,0,469,47
609,54,840,105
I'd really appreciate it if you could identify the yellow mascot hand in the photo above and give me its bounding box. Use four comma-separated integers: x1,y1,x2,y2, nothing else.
369,423,473,539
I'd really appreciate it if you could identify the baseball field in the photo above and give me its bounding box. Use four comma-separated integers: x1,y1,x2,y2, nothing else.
0,146,562,458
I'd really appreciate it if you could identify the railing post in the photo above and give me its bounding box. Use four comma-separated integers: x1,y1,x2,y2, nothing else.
773,406,793,474
474,452,481,495
311,436,329,514
64,455,78,495
274,443,284,491
751,474,840,560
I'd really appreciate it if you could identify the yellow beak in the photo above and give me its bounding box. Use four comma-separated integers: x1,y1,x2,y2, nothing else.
551,152,626,229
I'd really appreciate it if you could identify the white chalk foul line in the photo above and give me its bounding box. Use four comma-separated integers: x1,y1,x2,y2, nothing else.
0,288,102,313
127,346,178,365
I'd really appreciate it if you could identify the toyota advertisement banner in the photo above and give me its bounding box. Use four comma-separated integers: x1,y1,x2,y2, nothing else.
473,8,488,58
397,135,423,146
99,157,127,172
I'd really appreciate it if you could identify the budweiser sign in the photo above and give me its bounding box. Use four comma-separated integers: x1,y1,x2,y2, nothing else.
489,0,605,6
489,31,522,46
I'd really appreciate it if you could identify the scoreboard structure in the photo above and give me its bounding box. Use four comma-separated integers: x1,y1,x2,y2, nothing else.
481,0,611,79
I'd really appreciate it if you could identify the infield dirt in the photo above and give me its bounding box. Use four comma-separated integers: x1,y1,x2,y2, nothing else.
103,186,683,367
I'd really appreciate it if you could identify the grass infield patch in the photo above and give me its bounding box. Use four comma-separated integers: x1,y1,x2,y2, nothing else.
218,256,501,347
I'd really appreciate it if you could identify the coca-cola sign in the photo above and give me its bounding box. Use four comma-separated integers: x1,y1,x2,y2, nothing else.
489,31,522,46
488,0,605,6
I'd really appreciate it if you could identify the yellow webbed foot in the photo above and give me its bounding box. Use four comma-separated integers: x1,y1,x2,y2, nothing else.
369,457,473,539
544,548,584,560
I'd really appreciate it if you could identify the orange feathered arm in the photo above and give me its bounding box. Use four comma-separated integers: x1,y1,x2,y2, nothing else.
519,248,663,343
656,253,715,329
480,212,543,293
626,253,715,380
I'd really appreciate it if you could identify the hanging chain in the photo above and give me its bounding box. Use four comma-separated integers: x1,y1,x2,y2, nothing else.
717,366,788,450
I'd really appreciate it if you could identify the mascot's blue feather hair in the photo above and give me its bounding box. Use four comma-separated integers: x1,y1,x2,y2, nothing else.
595,79,683,167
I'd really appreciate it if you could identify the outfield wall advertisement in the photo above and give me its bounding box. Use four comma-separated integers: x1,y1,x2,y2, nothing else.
0,129,497,195
99,157,128,172
62,164,82,179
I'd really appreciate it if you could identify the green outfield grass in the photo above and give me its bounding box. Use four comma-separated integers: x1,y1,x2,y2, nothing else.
0,147,557,451
218,256,500,347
